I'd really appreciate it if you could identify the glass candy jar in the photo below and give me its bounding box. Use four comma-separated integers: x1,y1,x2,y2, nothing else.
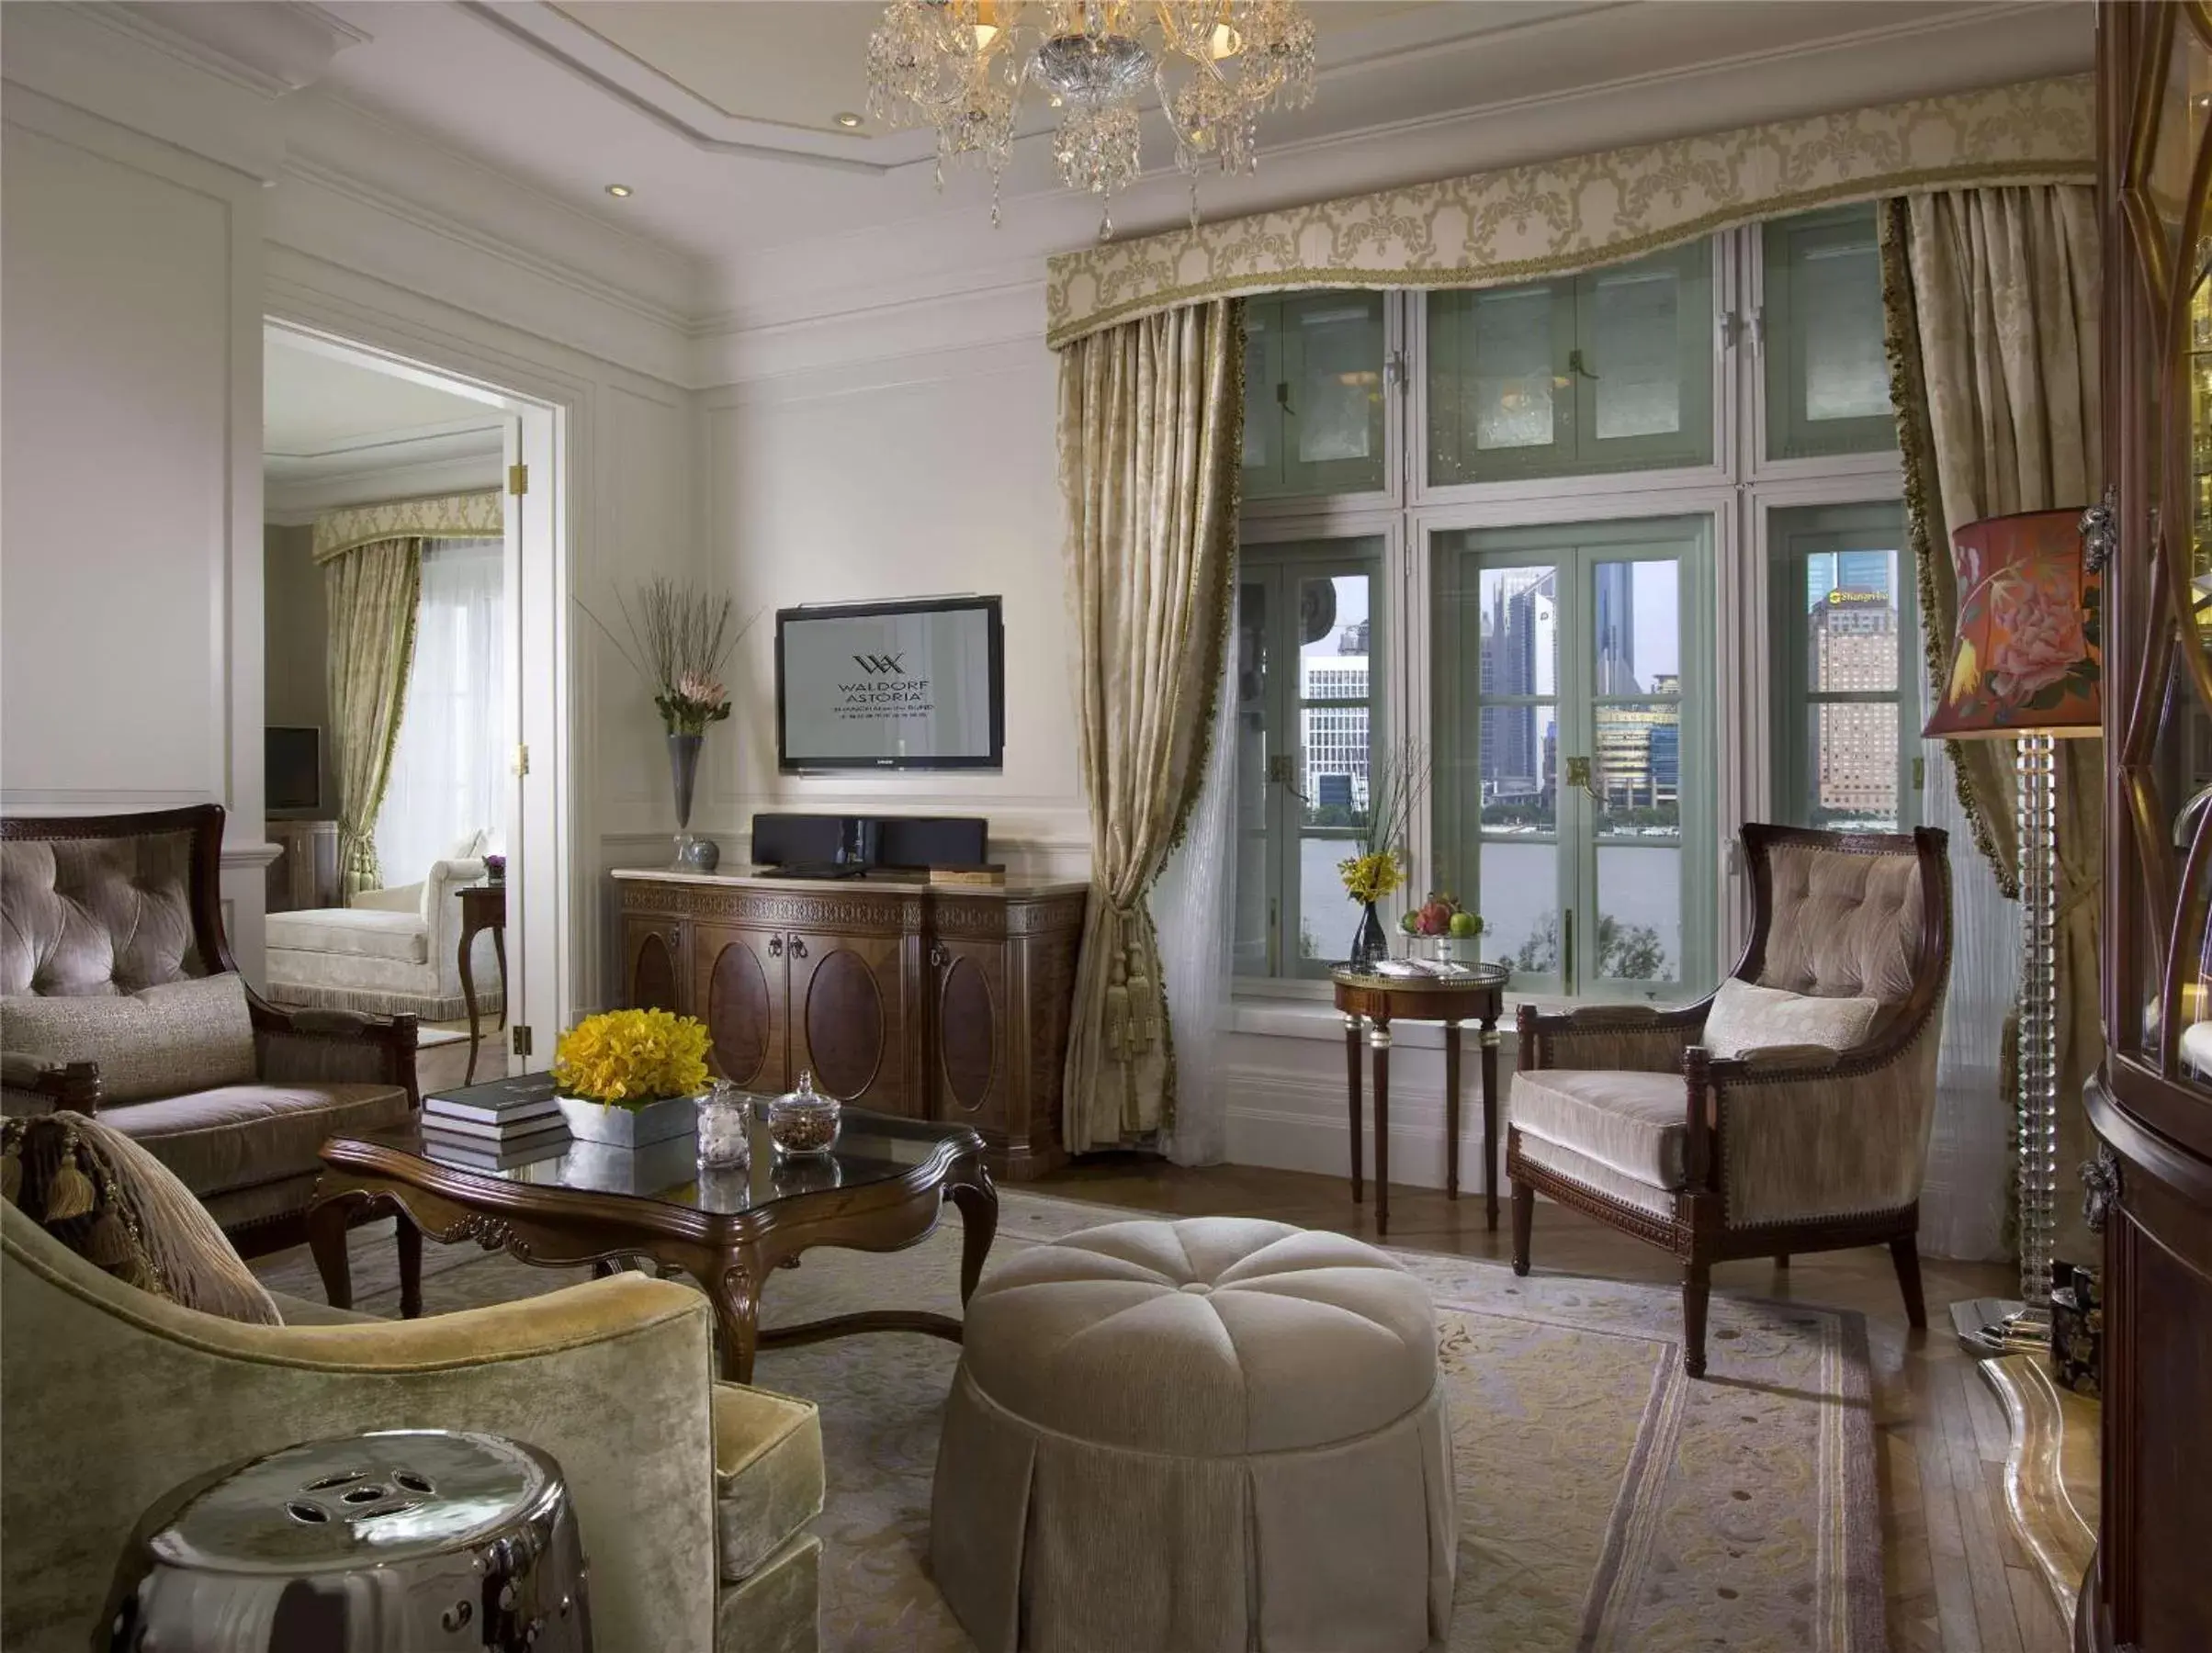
766,1071,841,1158
695,1080,751,1170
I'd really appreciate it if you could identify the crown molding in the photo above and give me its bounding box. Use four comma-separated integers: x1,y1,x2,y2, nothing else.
103,2,367,99
265,445,505,521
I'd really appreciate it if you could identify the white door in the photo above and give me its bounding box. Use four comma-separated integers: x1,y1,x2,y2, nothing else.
504,405,568,1071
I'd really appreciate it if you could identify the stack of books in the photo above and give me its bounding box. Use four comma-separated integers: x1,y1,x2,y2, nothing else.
422,1073,570,1169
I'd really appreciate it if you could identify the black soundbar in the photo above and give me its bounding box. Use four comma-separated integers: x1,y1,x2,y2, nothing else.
750,813,988,873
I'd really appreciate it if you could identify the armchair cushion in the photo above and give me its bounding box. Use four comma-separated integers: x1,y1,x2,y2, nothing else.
711,1381,826,1583
2,1112,280,1325
1701,978,1879,1061
1508,1069,1688,1192
1,831,204,995
1756,840,1926,1002
265,908,428,965
101,1081,411,1198
1,974,256,1105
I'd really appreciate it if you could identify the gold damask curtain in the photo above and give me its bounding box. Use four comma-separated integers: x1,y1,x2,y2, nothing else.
1058,301,1242,1153
325,538,423,900
1880,184,2103,1264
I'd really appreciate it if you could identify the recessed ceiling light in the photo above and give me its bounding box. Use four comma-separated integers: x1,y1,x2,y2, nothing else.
833,111,864,129
605,183,633,198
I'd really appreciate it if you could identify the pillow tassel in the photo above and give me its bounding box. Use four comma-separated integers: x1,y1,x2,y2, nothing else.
43,1158,96,1221
84,1210,134,1267
1,1149,20,1209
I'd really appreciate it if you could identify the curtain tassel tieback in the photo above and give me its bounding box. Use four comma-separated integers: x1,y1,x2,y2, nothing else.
1102,923,1161,1062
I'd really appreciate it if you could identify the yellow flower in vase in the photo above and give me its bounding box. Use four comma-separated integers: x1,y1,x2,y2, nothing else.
1337,850,1405,906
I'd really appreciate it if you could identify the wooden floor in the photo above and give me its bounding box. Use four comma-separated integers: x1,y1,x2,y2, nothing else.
413,1034,2061,1651
1030,1154,2068,1653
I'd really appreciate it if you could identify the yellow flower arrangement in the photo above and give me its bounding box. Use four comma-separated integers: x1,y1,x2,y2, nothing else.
1338,849,1405,905
553,1008,710,1108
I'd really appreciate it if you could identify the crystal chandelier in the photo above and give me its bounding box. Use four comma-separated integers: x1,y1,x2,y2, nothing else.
865,2,1318,238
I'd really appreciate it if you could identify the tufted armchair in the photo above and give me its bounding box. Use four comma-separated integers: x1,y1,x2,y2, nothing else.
1508,824,1952,1378
1,805,418,1257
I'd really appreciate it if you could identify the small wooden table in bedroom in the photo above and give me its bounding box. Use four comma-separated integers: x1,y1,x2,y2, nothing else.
456,881,507,1084
1330,964,1510,1239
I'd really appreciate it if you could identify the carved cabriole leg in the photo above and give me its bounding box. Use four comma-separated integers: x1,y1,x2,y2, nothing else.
714,1259,762,1384
1344,1013,1364,1206
1682,1258,1712,1379
950,1160,999,1306
1370,1019,1393,1238
1510,1176,1533,1277
307,1189,363,1310
1890,1232,1928,1328
397,1209,423,1320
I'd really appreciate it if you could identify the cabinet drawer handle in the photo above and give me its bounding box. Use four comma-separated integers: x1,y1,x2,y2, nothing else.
768,935,784,959
789,935,809,960
930,942,948,969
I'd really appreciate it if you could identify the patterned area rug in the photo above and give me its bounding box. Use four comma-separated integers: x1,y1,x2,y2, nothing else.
258,1193,1882,1652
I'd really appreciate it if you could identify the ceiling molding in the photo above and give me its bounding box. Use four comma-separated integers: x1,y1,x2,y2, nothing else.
265,413,506,469
102,2,368,99
459,1,896,174
265,446,506,520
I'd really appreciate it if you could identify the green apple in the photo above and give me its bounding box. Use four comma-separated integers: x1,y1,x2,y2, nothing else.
1449,911,1483,938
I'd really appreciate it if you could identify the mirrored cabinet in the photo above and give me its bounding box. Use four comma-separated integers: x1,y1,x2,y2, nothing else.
2083,5,2212,1650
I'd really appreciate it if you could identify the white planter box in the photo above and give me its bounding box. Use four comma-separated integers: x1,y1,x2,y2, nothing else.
556,1091,698,1148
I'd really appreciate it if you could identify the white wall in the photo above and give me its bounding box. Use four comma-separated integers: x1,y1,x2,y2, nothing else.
697,322,1085,877
1,85,274,968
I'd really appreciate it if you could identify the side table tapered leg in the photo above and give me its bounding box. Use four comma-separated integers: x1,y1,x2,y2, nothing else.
1444,1020,1462,1202
1371,1018,1392,1238
1344,1014,1364,1206
1481,1018,1502,1231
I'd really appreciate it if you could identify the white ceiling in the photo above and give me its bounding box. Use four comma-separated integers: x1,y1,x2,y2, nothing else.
287,0,2092,330
264,331,504,494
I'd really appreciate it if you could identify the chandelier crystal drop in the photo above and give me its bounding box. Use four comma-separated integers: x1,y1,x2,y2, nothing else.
864,1,1317,238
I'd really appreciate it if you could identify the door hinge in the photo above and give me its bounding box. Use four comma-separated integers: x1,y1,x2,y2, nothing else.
512,1025,534,1058
507,462,529,497
1384,348,1408,394
1912,756,1926,793
514,743,531,778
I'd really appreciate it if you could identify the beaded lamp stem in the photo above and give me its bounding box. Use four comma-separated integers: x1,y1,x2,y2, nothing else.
2014,730,2060,1312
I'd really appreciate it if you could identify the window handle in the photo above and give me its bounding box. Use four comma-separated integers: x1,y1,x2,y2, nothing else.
1267,752,1309,803
1564,755,1600,802
1566,347,1599,381
1276,380,1295,416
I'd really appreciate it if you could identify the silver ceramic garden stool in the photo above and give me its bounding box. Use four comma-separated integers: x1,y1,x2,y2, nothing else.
102,1429,592,1652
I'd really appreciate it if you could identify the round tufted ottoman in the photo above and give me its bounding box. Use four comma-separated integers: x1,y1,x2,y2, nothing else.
930,1217,1455,1653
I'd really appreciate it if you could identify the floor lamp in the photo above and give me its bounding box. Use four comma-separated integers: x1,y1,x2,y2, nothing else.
1921,508,2103,1355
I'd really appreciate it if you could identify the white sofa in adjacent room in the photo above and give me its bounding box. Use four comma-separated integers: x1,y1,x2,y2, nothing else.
265,838,501,1023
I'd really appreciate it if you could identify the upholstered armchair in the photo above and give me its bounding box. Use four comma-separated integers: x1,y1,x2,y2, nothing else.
1508,824,1952,1378
1,1202,824,1653
266,838,499,1022
1,805,417,1255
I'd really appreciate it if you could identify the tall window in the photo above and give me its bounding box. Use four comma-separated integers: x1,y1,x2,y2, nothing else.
1235,540,1385,977
1233,204,1900,1000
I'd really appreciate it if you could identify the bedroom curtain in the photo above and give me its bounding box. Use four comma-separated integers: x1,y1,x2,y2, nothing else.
1879,184,2104,1264
374,538,508,885
324,536,423,900
1058,299,1243,1154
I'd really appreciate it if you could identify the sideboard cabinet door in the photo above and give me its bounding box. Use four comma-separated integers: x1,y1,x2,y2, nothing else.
694,924,787,1092
787,930,914,1114
932,939,1007,1133
623,916,686,1015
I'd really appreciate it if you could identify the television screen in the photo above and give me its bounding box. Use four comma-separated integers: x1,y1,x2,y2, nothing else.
266,725,322,813
776,598,1004,770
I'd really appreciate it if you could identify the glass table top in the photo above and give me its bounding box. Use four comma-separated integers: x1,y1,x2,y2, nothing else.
359,1104,976,1217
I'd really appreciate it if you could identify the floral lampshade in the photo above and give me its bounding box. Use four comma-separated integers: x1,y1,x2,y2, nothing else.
1923,508,2103,740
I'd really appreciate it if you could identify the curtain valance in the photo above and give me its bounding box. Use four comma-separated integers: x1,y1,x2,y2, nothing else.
313,490,502,564
1044,75,2093,349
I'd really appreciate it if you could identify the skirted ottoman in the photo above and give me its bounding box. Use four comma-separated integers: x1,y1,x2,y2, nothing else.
931,1217,1455,1653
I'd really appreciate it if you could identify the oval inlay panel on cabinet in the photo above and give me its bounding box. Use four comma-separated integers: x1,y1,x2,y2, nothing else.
939,956,997,1111
632,932,676,1011
805,949,884,1098
708,940,771,1086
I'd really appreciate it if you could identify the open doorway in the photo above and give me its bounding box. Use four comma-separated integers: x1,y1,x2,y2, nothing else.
260,322,565,1092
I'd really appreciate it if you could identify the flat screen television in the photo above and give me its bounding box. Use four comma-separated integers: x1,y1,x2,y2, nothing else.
265,725,322,813
776,597,1004,770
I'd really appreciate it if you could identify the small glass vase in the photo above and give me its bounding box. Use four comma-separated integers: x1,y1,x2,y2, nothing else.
695,1080,750,1170
766,1070,841,1158
1349,902,1389,972
668,731,703,868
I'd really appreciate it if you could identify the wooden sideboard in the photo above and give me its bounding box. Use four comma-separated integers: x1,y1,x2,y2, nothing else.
614,870,1087,1180
266,819,342,914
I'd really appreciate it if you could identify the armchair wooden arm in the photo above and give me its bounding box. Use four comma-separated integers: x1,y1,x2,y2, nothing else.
0,1051,102,1117
1516,996,1712,1074
246,993,420,1105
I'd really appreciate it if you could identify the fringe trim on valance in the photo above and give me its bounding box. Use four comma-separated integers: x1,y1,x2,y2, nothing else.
1044,75,2094,349
313,491,503,564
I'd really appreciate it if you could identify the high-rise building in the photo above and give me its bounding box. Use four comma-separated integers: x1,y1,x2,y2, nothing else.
1809,587,1899,818
1478,568,1556,806
1301,656,1371,810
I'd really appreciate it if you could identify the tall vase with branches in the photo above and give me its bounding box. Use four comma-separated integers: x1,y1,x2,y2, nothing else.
580,579,758,867
1338,741,1429,970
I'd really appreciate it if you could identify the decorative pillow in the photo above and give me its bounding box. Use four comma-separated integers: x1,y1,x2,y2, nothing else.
0,973,256,1105
1,1111,281,1325
1702,977,1880,1061
445,829,486,862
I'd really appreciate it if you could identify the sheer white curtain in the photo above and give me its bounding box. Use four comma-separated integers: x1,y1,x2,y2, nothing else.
1917,735,2017,1261
1152,640,1239,1166
375,539,508,884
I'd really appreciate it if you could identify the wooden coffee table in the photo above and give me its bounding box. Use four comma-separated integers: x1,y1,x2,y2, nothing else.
307,1108,996,1382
